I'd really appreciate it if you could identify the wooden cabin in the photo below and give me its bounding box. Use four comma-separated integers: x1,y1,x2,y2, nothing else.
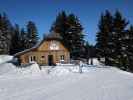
15,32,70,66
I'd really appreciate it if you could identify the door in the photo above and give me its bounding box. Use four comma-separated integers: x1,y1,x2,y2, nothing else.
48,55,53,66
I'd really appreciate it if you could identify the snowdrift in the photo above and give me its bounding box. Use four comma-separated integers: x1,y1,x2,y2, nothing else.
0,55,104,76
0,55,16,75
88,58,103,66
18,63,41,75
48,66,71,76
0,55,42,75
0,64,133,100
0,63,16,75
93,58,101,65
0,62,41,76
0,55,13,64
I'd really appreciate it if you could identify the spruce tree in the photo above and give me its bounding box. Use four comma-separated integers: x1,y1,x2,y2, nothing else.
10,24,21,54
0,13,13,54
84,42,90,64
96,10,113,65
50,11,70,49
112,10,129,69
50,11,69,33
26,21,39,49
0,30,6,54
50,12,84,59
127,25,133,71
96,10,129,69
20,28,28,51
67,14,84,59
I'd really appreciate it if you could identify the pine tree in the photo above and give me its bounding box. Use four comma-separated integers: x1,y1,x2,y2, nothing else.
20,28,28,51
84,42,90,64
50,11,84,59
10,24,21,54
96,10,129,69
127,25,133,71
96,10,113,65
50,11,70,49
67,14,84,59
112,10,129,69
50,11,69,33
0,30,6,54
26,21,39,49
0,13,13,54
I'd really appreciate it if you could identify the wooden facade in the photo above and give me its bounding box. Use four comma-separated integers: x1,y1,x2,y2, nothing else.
15,32,70,65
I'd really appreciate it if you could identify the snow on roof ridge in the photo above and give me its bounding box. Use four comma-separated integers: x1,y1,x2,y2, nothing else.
14,40,42,56
14,32,62,56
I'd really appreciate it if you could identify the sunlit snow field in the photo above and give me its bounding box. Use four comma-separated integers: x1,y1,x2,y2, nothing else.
0,55,133,100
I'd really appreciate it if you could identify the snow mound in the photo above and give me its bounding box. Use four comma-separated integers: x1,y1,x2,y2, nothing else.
0,66,133,100
0,61,41,76
92,58,102,65
0,55,13,64
49,66,71,76
56,63,75,66
18,63,41,75
29,63,41,73
82,67,90,72
0,63,16,75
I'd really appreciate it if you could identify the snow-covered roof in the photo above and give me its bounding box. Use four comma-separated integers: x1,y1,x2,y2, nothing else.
14,32,62,56
44,32,62,40
14,41,41,56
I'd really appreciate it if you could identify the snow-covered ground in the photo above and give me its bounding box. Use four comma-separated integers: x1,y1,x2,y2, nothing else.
0,55,13,64
0,55,133,100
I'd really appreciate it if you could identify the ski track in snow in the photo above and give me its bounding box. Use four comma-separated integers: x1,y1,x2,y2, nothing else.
0,67,133,100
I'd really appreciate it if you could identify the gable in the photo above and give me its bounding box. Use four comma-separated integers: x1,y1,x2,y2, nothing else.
37,40,69,52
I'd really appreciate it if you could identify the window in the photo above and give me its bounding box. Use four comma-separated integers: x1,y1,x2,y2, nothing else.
41,56,45,60
29,56,36,63
49,41,59,50
60,55,65,61
42,56,45,58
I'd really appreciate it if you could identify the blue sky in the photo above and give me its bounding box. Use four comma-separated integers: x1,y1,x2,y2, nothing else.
0,0,132,44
